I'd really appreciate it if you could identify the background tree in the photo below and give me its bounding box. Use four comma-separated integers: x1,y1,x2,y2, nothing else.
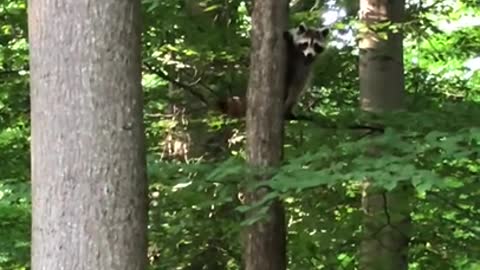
28,0,148,269
357,0,411,268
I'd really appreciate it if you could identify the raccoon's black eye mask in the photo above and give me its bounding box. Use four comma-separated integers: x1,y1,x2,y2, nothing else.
299,42,308,50
314,43,324,53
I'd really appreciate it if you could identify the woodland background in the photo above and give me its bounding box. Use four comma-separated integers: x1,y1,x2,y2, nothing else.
1,0,480,269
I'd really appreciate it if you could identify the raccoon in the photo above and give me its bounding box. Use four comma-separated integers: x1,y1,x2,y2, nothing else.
216,23,329,120
283,23,329,118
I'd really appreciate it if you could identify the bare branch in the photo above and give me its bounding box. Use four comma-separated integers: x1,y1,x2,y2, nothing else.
143,62,209,106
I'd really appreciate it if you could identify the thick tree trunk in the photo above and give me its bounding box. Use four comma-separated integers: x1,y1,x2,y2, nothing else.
29,1,148,270
358,0,411,269
359,0,405,112
244,0,289,270
359,182,412,270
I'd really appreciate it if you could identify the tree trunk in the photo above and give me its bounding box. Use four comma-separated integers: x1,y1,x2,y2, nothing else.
359,181,412,270
358,0,411,269
359,0,405,112
29,1,148,270
244,0,289,269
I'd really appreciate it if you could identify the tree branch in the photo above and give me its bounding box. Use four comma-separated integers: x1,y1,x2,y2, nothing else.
142,62,209,106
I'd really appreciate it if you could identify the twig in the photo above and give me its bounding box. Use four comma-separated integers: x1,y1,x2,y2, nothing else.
143,62,209,106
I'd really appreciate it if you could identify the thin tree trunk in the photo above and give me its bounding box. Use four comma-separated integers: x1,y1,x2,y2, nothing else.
244,0,289,269
358,0,411,269
29,1,148,270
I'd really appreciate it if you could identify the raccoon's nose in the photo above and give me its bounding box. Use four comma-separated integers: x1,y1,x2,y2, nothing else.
305,53,315,62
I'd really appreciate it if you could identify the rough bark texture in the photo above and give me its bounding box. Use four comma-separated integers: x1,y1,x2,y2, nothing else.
358,0,411,269
29,1,148,270
244,0,289,269
359,182,412,270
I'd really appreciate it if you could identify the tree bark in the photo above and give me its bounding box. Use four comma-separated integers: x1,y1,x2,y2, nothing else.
244,0,289,270
358,0,411,269
29,1,148,270
359,0,405,112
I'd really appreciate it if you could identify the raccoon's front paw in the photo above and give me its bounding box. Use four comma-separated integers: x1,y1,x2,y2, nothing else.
284,111,297,120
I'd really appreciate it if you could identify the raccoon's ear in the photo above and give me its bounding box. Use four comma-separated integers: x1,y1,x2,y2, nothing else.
297,23,307,33
318,27,330,38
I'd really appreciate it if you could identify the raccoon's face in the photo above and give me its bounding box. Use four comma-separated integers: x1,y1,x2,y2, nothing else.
290,24,329,63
